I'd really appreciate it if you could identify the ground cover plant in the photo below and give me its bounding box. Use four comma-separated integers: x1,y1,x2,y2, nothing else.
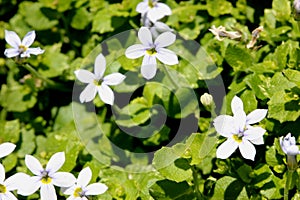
1,0,300,199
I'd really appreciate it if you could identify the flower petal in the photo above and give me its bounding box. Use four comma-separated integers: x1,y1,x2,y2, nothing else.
216,138,238,159
79,83,97,103
5,30,21,49
136,1,148,14
0,142,16,158
25,155,43,176
85,183,108,195
125,44,146,59
250,136,264,145
5,172,30,191
154,21,173,33
103,73,126,86
74,70,95,84
213,115,235,137
246,109,268,125
77,167,92,187
154,32,176,48
4,192,18,200
141,54,157,79
21,31,36,47
286,145,300,156
26,47,45,56
17,176,41,196
138,27,153,46
239,139,256,160
46,152,65,175
0,164,5,183
94,53,106,79
52,172,76,187
147,3,171,22
156,48,178,65
97,84,114,105
243,127,266,141
41,184,57,200
231,96,244,116
4,48,20,58
61,185,76,195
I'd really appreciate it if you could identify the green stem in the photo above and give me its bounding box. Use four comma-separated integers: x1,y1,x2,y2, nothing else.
160,64,179,89
192,165,204,200
284,170,294,200
22,63,70,92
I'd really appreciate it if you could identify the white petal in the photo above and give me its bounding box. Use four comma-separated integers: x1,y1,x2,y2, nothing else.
154,21,173,33
141,54,157,79
52,172,76,187
5,30,21,49
79,83,97,103
103,73,126,86
239,139,256,160
17,176,41,196
286,145,300,156
246,109,268,125
147,3,171,22
231,96,244,116
154,32,176,48
74,70,95,84
125,44,146,59
0,143,16,158
21,31,36,47
138,27,153,46
20,51,31,58
136,1,148,14
216,138,238,159
77,167,92,187
97,84,114,105
213,115,235,137
4,192,18,200
25,155,43,176
46,152,65,175
94,53,106,79
243,127,266,141
62,185,76,195
250,136,264,145
156,48,178,65
26,47,45,55
85,183,108,195
4,48,20,58
41,184,57,200
5,172,30,191
67,196,79,200
0,164,5,183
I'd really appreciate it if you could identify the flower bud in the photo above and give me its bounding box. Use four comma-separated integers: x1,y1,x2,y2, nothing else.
294,0,300,21
200,93,213,107
280,133,300,170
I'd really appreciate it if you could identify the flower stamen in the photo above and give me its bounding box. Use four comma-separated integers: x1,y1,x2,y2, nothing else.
19,45,28,53
41,171,52,184
0,184,6,193
146,48,157,55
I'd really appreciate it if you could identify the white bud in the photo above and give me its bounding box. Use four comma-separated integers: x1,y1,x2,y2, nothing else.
200,93,213,107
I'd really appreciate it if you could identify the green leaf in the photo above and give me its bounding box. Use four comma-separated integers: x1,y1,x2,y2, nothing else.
240,90,257,113
272,0,291,22
225,44,254,72
207,0,233,17
71,7,91,30
283,69,300,87
18,128,36,158
1,120,20,144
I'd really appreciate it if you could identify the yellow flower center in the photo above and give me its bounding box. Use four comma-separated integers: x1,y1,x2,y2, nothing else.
19,45,28,53
232,134,243,143
41,171,52,184
73,187,83,197
146,48,157,55
148,0,157,8
0,184,6,193
93,79,102,86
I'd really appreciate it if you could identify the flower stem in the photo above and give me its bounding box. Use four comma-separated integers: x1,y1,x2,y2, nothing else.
284,170,294,200
22,63,70,91
160,64,180,89
192,165,204,199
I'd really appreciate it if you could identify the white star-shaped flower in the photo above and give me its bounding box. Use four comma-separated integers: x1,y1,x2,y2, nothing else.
213,96,268,160
136,0,171,23
63,167,108,200
0,163,29,200
18,152,76,200
75,53,126,105
4,30,44,58
0,142,16,158
125,27,178,79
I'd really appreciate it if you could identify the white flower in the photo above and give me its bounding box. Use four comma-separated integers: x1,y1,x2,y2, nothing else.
4,30,44,58
208,25,241,41
63,167,108,200
246,26,263,49
0,163,29,200
213,96,268,160
125,27,178,79
0,142,16,158
136,0,171,23
280,133,300,156
18,152,76,200
75,53,126,105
